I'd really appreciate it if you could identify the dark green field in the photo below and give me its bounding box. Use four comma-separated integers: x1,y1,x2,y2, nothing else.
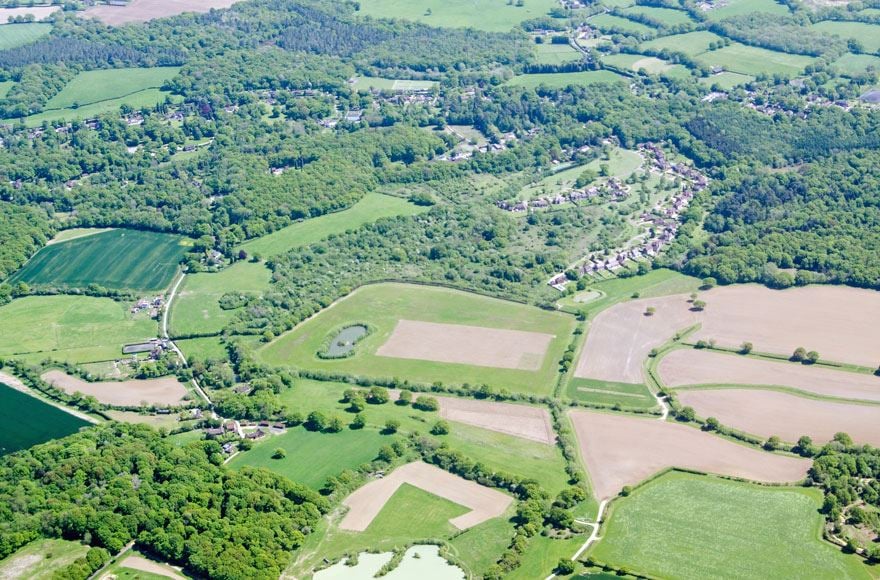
12,229,190,292
0,383,88,455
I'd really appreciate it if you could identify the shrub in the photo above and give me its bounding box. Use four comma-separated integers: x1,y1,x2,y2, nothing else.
414,395,439,411
272,448,286,459
350,414,366,429
554,558,576,575
790,347,807,362
430,420,449,435
739,341,753,354
383,419,400,434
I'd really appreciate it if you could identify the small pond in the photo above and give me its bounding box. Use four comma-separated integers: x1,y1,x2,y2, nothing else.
314,545,465,580
325,325,368,357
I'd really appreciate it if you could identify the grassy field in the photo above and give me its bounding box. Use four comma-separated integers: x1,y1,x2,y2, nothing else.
588,13,655,35
24,89,181,126
350,76,438,92
703,0,790,20
175,337,228,361
0,80,13,99
49,227,114,244
239,193,426,257
565,377,657,410
259,283,575,396
447,514,517,576
228,426,387,489
602,53,674,74
640,31,724,56
557,268,701,317
533,42,583,66
0,538,90,579
43,67,180,110
508,534,586,580
519,147,644,200
0,382,88,455
356,0,560,32
0,22,51,50
590,471,871,580
833,53,880,76
0,295,157,363
507,70,626,89
694,43,814,77
621,5,694,26
170,261,271,337
812,21,880,54
699,71,755,89
12,229,189,292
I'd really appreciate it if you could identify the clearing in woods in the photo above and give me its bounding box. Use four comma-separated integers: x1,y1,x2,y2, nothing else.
0,23,52,50
355,0,559,32
810,21,880,54
0,539,89,580
693,43,815,77
640,31,725,56
41,370,189,407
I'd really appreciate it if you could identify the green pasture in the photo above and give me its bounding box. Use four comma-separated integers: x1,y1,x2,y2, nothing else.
833,53,880,76
0,382,88,455
588,13,655,35
557,268,701,317
176,337,229,361
533,42,583,66
447,515,517,576
519,146,643,200
260,283,575,396
703,0,790,20
590,471,871,580
49,227,114,244
356,0,560,32
699,71,755,89
811,21,880,54
351,76,438,92
508,534,586,580
0,295,157,363
170,261,271,337
641,31,724,56
0,538,90,579
507,70,627,89
44,67,180,110
694,43,814,77
0,22,51,50
565,377,657,410
12,228,189,292
602,53,674,74
24,88,181,127
621,5,694,26
239,193,426,257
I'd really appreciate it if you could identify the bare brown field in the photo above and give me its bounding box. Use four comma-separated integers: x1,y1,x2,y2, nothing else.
339,461,512,532
438,395,555,444
569,409,809,500
676,388,880,446
659,349,880,402
84,0,237,25
575,294,701,383
0,6,60,21
42,370,187,407
376,319,554,371
694,285,880,367
115,556,186,580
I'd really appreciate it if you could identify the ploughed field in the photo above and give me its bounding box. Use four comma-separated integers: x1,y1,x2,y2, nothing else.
41,370,189,407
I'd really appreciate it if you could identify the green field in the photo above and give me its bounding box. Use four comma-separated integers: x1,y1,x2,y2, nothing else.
621,6,694,26
565,377,657,410
24,89,182,126
12,229,189,292
170,261,271,337
832,53,880,76
588,13,656,35
0,80,13,99
557,268,701,316
695,43,814,77
641,31,724,56
533,42,583,66
699,71,756,89
507,70,627,89
260,283,575,396
590,472,871,580
356,0,560,32
811,21,880,54
0,539,90,579
519,147,644,200
602,53,675,74
350,76,439,92
176,336,229,361
43,67,180,110
703,0,790,20
0,382,89,455
0,22,51,50
508,534,585,580
239,193,426,257
0,295,157,363
447,515,517,576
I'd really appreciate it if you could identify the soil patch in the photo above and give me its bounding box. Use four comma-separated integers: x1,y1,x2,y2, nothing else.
84,0,238,25
117,555,186,579
339,461,512,532
377,319,554,371
42,369,187,407
437,395,555,445
569,409,809,500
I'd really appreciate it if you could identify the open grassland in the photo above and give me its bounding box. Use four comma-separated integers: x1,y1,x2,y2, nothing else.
833,53,880,76
0,539,89,580
703,0,790,20
0,382,88,455
350,76,439,92
170,261,271,337
507,70,626,89
260,283,575,396
23,89,181,127
695,43,815,76
699,71,755,89
355,0,559,32
602,53,675,74
239,193,425,257
621,5,694,26
569,409,809,499
588,13,656,35
811,21,880,54
12,229,189,292
591,472,870,580
0,296,157,363
0,23,51,50
641,30,724,56
84,0,238,25
557,268,701,315
447,515,516,576
43,67,180,110
533,42,583,66
519,146,643,200
565,377,657,411
507,535,586,580
675,388,880,446
42,370,189,407
175,336,228,361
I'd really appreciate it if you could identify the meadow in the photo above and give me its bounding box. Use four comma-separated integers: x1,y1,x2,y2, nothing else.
587,13,655,35
507,70,626,89
0,22,51,50
811,21,880,54
175,337,229,361
533,42,583,66
24,89,182,127
0,382,89,455
0,295,157,363
601,53,675,75
556,268,701,317
703,0,790,20
699,71,755,89
833,53,880,77
350,76,438,92
640,30,724,56
260,283,575,396
238,193,426,257
355,0,559,32
564,377,657,411
590,472,870,579
694,43,814,77
621,5,694,26
12,228,189,292
0,539,90,579
507,535,586,580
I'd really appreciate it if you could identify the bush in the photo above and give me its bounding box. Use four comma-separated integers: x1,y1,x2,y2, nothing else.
272,448,286,459
350,414,366,429
414,395,439,411
790,347,807,362
739,341,753,354
430,420,449,435
383,419,400,434
554,558,576,575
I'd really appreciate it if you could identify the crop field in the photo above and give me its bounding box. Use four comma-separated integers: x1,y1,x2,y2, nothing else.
590,472,870,579
170,261,271,337
84,0,238,25
0,295,157,363
0,23,51,50
437,395,554,444
42,67,180,110
699,71,755,89
0,539,90,579
239,193,425,257
703,0,790,20
811,21,880,54
675,388,880,446
621,5,694,26
602,53,675,74
533,42,583,66
0,382,88,455
641,31,724,56
519,146,643,200
569,409,809,500
260,283,575,395
588,13,656,35
355,0,559,32
42,370,189,407
12,229,189,292
507,70,626,89
833,53,880,76
350,76,439,92
565,377,657,410
694,43,814,76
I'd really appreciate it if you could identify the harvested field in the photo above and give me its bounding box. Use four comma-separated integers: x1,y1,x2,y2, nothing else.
676,389,880,446
340,461,512,532
377,319,554,371
569,409,809,499
658,349,880,402
84,0,238,25
437,396,555,445
42,370,187,407
575,293,700,383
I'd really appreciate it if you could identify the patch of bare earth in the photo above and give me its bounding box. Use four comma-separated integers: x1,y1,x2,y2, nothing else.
676,389,880,446
84,0,238,25
1,554,42,579
658,349,880,402
438,396,555,445
376,319,554,371
42,370,187,407
569,409,809,500
339,461,512,532
574,294,701,383
117,556,185,580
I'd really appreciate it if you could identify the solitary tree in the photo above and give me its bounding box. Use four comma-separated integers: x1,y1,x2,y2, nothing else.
383,419,400,434
692,299,706,311
430,420,450,435
805,350,820,364
704,417,720,431
350,414,366,430
396,390,412,406
791,347,807,362
740,342,753,354
763,435,781,451
645,306,656,316
272,448,286,459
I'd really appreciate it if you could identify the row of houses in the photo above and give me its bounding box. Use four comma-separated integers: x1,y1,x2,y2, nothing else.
496,175,631,213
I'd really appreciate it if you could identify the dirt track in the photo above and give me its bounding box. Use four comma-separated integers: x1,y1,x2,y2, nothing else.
569,409,809,500
377,319,554,371
676,388,880,446
339,462,512,532
658,349,880,402
84,0,237,25
42,370,187,407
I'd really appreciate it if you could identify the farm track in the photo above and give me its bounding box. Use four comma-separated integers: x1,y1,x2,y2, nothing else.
164,272,211,405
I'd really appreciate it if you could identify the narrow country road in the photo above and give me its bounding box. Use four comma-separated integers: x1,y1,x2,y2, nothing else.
163,271,212,405
544,499,608,580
